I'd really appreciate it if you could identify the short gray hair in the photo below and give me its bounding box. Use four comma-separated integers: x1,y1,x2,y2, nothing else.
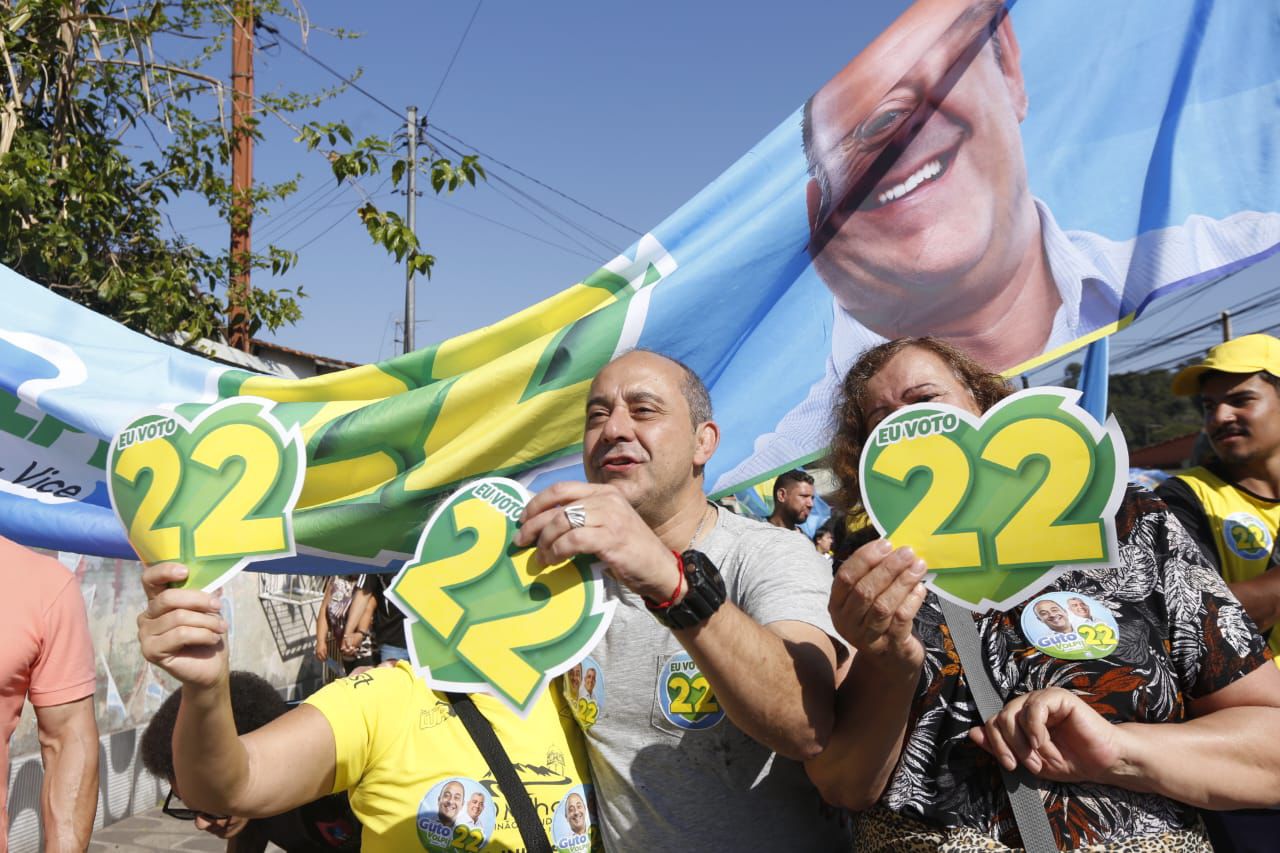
621,348,713,428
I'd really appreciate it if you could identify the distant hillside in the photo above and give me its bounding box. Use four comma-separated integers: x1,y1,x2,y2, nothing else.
1062,363,1202,448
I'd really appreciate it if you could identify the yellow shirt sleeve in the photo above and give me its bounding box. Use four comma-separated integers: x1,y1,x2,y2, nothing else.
303,664,415,794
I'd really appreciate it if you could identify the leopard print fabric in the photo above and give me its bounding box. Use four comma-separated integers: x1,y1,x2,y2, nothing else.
852,806,1213,852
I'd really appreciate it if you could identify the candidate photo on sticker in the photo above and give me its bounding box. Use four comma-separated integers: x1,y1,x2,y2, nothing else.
551,784,595,853
416,777,494,853
563,656,605,730
1020,591,1119,661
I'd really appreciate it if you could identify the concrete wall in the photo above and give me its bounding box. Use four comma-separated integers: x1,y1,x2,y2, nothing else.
5,550,323,852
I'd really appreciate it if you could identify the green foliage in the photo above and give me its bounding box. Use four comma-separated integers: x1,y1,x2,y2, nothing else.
0,0,482,342
1063,361,1202,448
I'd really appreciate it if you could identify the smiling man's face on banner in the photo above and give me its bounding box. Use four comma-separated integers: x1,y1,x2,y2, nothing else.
805,0,1038,339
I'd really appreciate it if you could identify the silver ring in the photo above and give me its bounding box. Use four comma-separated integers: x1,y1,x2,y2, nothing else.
564,504,588,529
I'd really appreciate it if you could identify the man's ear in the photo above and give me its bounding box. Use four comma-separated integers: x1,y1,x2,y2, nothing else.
995,16,1027,122
693,420,720,467
806,178,823,236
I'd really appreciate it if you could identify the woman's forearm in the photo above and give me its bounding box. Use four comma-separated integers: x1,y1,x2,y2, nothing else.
1105,706,1280,810
804,654,918,811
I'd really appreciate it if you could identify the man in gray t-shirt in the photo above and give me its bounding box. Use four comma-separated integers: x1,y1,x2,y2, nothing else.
517,350,849,850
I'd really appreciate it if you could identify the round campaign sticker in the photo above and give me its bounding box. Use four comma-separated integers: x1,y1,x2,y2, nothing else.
1021,592,1119,660
657,651,725,731
1222,512,1273,560
416,777,496,852
550,783,596,853
562,656,604,730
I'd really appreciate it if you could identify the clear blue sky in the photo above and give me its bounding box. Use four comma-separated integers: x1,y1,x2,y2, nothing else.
166,0,907,364
164,0,1279,373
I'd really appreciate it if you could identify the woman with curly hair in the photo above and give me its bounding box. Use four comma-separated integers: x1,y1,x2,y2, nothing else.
804,337,1280,852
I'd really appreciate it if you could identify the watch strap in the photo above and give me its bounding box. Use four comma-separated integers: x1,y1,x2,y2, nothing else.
648,549,726,629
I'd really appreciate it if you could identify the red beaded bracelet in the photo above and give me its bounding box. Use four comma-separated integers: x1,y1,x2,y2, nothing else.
645,551,686,611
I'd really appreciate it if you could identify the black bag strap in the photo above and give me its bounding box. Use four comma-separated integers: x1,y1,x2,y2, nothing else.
938,598,1057,853
446,693,553,853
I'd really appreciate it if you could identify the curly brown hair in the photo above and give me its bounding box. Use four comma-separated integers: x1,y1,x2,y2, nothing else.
830,337,1014,513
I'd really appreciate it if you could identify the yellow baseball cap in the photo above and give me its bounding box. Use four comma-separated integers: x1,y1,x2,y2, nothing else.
1171,333,1280,396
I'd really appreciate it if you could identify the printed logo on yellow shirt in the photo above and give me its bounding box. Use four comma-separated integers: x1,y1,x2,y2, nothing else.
1222,511,1273,560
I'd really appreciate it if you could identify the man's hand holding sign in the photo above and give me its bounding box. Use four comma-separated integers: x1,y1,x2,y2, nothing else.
388,477,611,714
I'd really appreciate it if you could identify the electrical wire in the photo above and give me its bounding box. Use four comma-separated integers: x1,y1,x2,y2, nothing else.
256,182,352,241
427,0,484,115
423,194,607,264
268,22,638,246
269,27,404,122
428,125,643,236
286,176,394,252
428,131,622,254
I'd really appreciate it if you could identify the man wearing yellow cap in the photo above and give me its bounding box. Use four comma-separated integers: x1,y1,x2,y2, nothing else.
1157,333,1280,852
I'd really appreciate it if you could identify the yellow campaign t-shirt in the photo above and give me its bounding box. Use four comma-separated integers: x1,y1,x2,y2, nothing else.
305,662,600,853
1172,466,1280,667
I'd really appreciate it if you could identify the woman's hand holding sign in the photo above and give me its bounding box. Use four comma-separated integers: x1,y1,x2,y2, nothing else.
829,538,928,675
806,538,929,811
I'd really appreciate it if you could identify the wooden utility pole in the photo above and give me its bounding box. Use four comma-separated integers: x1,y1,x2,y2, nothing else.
227,0,255,352
403,105,418,354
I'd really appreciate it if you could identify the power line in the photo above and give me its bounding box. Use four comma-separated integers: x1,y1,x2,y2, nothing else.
269,27,403,122
1109,288,1280,371
428,126,644,236
256,182,350,241
289,199,367,253
423,194,606,264
428,131,622,254
287,176,394,252
485,179,612,259
269,24,636,248
427,0,484,115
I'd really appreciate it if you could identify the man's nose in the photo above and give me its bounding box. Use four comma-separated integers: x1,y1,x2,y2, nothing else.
1206,403,1234,429
601,406,634,442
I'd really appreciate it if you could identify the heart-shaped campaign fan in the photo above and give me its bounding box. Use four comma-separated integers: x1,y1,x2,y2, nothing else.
388,477,614,715
108,397,305,591
859,388,1128,612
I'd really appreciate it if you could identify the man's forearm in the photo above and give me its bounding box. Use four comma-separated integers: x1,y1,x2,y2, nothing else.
804,655,916,811
676,605,835,760
37,697,99,852
1229,572,1280,631
1104,706,1280,809
174,679,254,815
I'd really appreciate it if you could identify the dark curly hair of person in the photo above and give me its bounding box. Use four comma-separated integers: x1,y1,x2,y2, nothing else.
829,337,1014,515
140,671,289,783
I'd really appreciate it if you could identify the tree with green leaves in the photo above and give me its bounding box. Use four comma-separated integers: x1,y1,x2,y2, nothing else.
1063,361,1202,448
0,0,483,341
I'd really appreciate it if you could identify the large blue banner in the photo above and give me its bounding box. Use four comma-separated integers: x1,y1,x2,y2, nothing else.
3,0,1279,566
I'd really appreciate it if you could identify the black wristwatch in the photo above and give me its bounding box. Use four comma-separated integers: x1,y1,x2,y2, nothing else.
646,550,726,629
